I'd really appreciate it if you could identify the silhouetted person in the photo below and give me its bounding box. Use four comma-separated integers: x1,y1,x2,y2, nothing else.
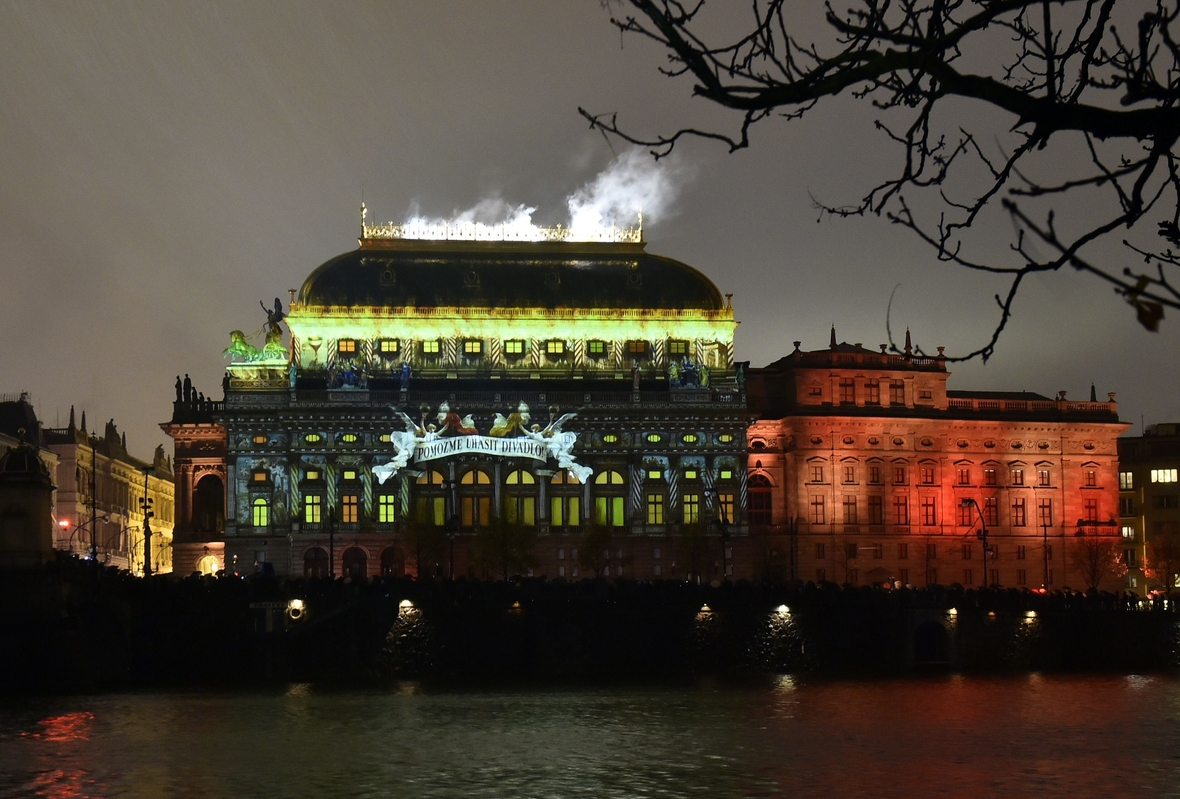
183,374,192,404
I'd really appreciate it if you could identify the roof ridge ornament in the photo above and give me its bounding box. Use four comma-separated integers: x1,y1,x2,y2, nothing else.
360,211,644,244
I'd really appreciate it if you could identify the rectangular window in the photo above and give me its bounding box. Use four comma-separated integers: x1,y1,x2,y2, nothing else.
920,467,935,485
989,569,999,587
848,568,858,584
378,339,399,354
1122,525,1135,541
505,496,536,526
1017,569,1027,586
842,495,858,524
926,543,937,560
337,339,357,354
546,340,566,355
843,465,856,484
892,496,909,526
815,543,826,559
1012,498,1027,526
898,543,909,559
594,496,625,527
1038,498,1053,527
921,497,936,526
718,493,735,524
868,496,884,525
415,497,445,526
1085,469,1097,487
682,493,700,525
816,568,826,583
461,496,492,527
1084,498,1098,522
962,543,973,560
889,381,905,405
1125,549,1137,567
958,502,974,527
984,497,998,526
839,379,855,404
899,568,909,584
963,569,974,586
1038,469,1051,486
869,466,883,484
810,496,826,525
1016,545,1026,560
627,340,648,357
550,496,580,527
846,543,859,561
504,339,525,356
1154,495,1179,509
957,468,970,486
1151,469,1178,483
252,499,268,527
1120,497,1136,516
304,495,322,524
252,470,268,483
646,494,665,525
463,339,483,355
668,340,689,355
1120,471,1134,490
927,568,938,586
918,390,933,401
984,468,996,486
421,340,440,355
865,381,880,404
587,340,606,357
894,466,907,485
869,544,883,559
810,465,824,483
341,494,359,524
1011,468,1024,486
378,494,396,524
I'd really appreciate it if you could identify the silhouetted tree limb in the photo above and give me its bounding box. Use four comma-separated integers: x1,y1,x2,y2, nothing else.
583,0,1180,360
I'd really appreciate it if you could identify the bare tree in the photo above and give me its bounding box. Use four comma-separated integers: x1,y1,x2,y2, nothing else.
579,523,614,577
1146,530,1180,590
585,1,1180,358
472,517,538,580
1069,535,1127,590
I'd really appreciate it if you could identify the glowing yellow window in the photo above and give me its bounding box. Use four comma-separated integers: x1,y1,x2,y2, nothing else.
304,495,322,524
305,470,320,481
341,494,359,524
252,470,268,483
338,339,357,354
602,434,619,444
720,469,733,480
668,340,689,355
304,433,322,443
421,340,440,355
587,340,606,357
594,470,626,485
252,498,269,527
505,470,535,485
379,339,399,354
342,470,357,481
682,433,698,444
379,433,391,443
628,340,649,357
647,470,662,480
416,470,445,485
341,433,359,443
684,469,698,480
646,494,665,525
645,433,662,444
546,340,565,355
505,340,525,356
718,433,735,443
252,435,267,445
378,494,396,523
463,340,483,355
461,469,491,485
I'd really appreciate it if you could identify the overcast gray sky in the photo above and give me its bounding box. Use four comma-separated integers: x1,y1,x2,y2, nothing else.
1,1,1172,457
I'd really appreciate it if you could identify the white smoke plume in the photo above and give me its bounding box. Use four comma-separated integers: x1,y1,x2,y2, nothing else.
394,148,687,241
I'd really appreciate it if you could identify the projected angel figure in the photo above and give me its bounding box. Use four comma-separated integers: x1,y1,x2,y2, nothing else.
260,298,286,334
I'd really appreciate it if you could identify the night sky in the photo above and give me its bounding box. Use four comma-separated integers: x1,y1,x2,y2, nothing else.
1,2,1171,458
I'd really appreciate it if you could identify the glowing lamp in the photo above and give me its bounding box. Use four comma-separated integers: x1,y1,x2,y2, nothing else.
947,607,958,616
399,599,414,609
58,520,70,529
775,605,790,616
1025,610,1036,619
699,604,712,614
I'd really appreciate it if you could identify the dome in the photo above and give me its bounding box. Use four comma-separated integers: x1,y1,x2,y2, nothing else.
0,443,49,478
296,240,725,312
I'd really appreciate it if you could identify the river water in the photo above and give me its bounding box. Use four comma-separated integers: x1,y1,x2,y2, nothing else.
0,674,1174,798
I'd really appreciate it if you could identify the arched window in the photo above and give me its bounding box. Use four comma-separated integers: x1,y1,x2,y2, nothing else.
593,470,626,527
193,474,224,532
380,546,402,577
504,470,536,525
550,470,582,529
252,497,269,528
749,474,773,526
460,469,492,527
415,470,446,526
304,547,329,579
342,547,367,579
196,554,220,576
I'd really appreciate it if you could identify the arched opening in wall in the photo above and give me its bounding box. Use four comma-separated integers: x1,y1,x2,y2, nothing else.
459,468,493,528
749,474,773,526
380,546,402,577
914,621,950,665
193,474,225,533
504,469,536,525
196,554,220,576
304,547,329,579
342,547,367,579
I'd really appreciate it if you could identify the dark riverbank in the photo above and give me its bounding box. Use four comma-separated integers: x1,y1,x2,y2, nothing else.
2,556,1175,693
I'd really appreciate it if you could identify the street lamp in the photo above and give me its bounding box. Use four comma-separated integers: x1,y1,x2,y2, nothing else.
139,467,155,577
708,489,731,581
961,498,994,587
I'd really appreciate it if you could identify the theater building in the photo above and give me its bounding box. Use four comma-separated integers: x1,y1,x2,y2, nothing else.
745,334,1130,591
163,220,750,579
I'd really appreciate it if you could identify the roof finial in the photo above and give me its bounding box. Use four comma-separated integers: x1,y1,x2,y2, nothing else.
904,327,912,356
360,201,368,238
829,325,837,350
724,293,733,311
638,209,643,241
1090,383,1097,402
68,405,75,432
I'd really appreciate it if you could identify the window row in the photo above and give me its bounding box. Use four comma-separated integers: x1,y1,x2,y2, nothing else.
804,495,1097,527
807,463,1093,488
332,337,693,360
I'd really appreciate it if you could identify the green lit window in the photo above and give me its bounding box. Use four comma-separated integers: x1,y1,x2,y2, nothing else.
551,496,581,527
646,494,665,525
602,433,619,444
594,470,626,486
684,469,698,480
304,433,322,443
505,340,525,356
587,340,606,357
463,339,483,355
338,339,357,354
304,495,322,524
720,469,733,480
252,498,269,527
378,494,396,523
647,470,662,480
341,433,358,443
645,433,662,444
718,433,735,444
594,495,626,527
415,496,446,526
683,493,700,524
421,340,440,355
682,433,698,444
668,340,689,355
342,470,357,481
378,339,399,354
546,340,565,355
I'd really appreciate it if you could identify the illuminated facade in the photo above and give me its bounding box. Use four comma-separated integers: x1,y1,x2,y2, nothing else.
44,410,175,575
164,229,749,579
746,335,1129,590
1116,424,1180,590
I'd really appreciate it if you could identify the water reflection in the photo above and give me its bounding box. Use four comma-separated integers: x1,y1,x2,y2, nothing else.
0,676,1178,797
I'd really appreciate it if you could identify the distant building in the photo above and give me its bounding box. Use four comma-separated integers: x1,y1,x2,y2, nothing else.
746,333,1129,591
1116,424,1180,590
42,408,175,574
0,394,58,568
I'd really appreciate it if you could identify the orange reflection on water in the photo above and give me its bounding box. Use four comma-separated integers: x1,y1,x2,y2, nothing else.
23,712,94,742
24,768,87,798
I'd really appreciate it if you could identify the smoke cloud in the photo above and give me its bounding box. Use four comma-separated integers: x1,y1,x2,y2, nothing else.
395,148,688,241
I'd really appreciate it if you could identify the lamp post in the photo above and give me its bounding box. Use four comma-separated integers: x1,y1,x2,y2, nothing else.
961,498,993,587
138,468,155,577
708,490,731,581
446,514,460,579
327,504,336,579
